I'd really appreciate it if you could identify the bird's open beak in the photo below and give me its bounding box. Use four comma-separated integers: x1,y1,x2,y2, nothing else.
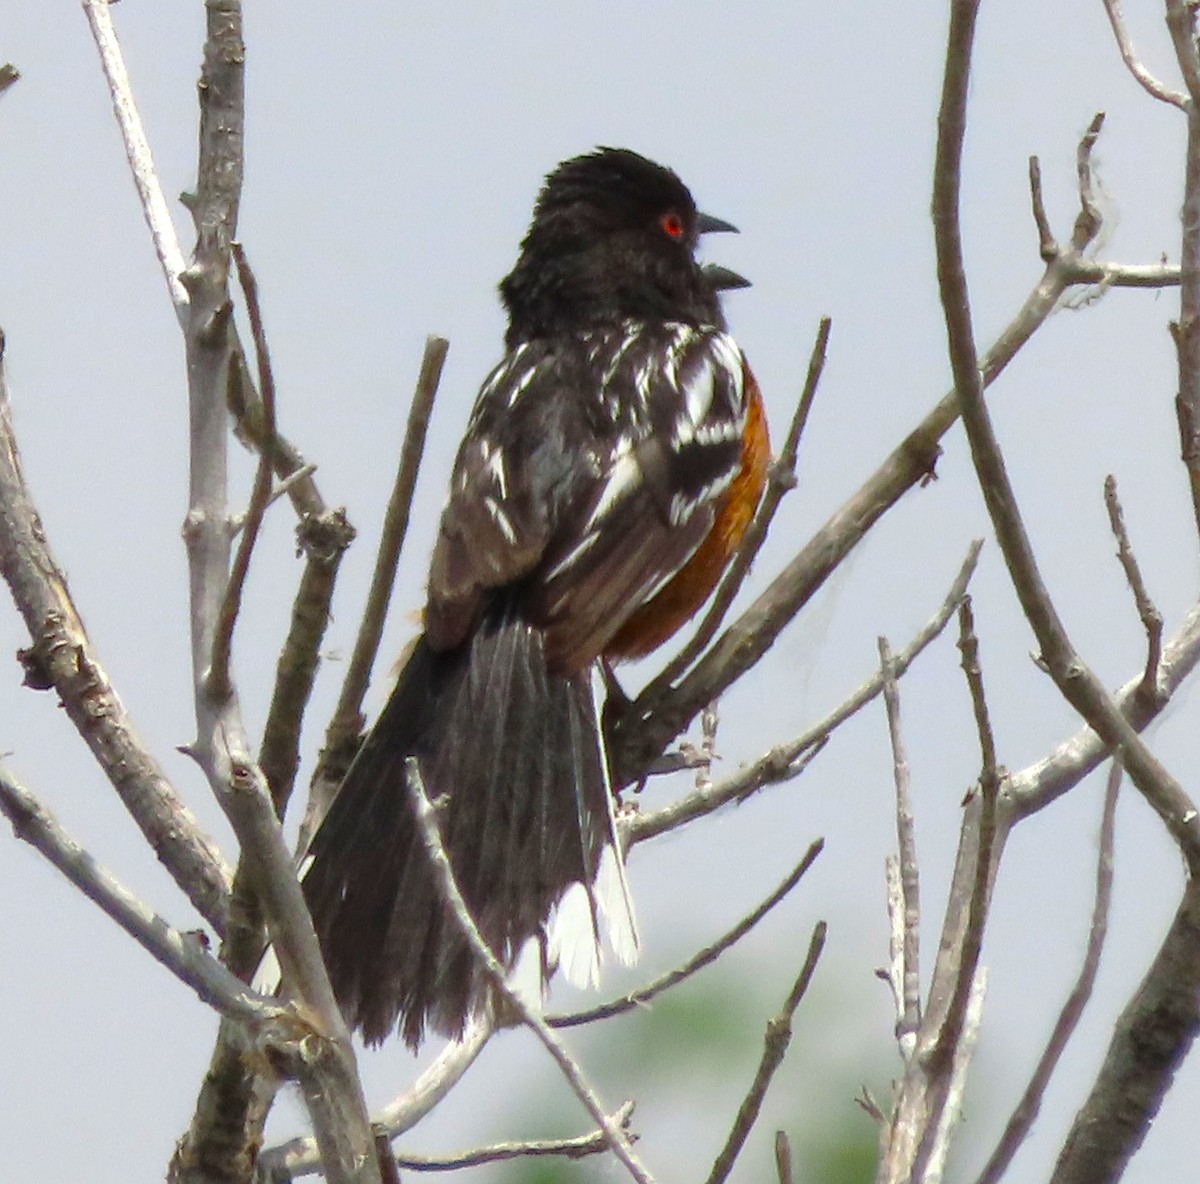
702,262,751,291
696,212,749,289
696,211,739,235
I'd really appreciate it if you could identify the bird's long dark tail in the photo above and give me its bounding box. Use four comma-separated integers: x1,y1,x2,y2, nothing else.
302,598,638,1047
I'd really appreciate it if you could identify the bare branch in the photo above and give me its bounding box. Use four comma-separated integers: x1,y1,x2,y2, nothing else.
975,760,1120,1184
0,333,232,932
703,922,827,1184
81,0,189,311
260,1019,494,1181
178,7,378,1182
1101,0,1188,108
208,242,278,703
1167,0,1200,106
1168,0,1200,545
0,763,271,1026
932,1,1200,870
1104,475,1164,702
392,1101,636,1171
629,539,981,844
1008,603,1200,814
934,600,998,1073
1050,873,1200,1184
550,839,823,1027
879,637,921,1053
405,759,656,1184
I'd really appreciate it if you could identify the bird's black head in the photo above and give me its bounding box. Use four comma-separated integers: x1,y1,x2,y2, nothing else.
499,147,746,348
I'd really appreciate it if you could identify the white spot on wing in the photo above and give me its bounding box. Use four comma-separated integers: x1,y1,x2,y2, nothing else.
584,448,641,530
484,496,518,544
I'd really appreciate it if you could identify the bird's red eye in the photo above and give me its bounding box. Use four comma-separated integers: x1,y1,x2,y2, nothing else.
659,212,686,240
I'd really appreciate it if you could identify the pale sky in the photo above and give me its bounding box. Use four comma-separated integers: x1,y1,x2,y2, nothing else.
1,3,1197,1181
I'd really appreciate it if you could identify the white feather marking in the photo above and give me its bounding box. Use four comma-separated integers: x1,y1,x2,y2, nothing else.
484,496,518,544
543,528,602,580
584,448,641,530
589,667,639,962
509,936,547,1010
594,844,639,966
546,881,602,989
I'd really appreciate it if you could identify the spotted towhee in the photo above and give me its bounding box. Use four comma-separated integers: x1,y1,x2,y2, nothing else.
302,147,770,1047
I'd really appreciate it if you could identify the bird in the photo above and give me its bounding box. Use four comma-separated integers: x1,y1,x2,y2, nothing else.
301,146,771,1048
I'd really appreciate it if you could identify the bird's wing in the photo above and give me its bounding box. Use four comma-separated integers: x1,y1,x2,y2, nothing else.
425,324,749,669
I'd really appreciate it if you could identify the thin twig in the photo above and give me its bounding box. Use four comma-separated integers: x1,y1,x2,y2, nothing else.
703,922,827,1184
405,759,656,1184
208,242,278,702
80,0,188,310
646,317,832,692
937,599,999,1071
0,763,273,1026
392,1101,636,1170
879,637,921,1053
1104,474,1164,704
304,337,448,848
974,759,1121,1184
1101,0,1188,108
630,540,982,845
336,335,448,729
775,1132,795,1184
1028,156,1057,261
550,839,823,1027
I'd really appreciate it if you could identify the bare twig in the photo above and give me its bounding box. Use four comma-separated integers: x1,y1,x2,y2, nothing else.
0,763,271,1026
630,540,981,844
391,1101,636,1170
703,922,827,1184
879,637,921,1054
775,1132,795,1184
1104,475,1164,702
975,760,1120,1184
550,839,823,1027
0,334,232,932
1169,0,1200,545
646,317,831,692
405,759,655,1184
303,336,448,848
936,600,998,1077
933,2,1200,870
208,243,278,703
1101,0,1188,108
80,0,188,311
